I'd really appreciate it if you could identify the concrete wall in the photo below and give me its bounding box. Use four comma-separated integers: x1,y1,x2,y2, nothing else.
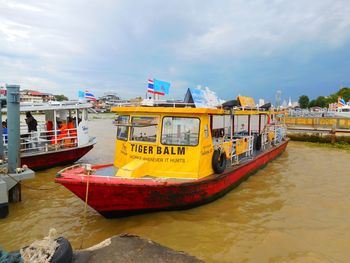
285,117,350,129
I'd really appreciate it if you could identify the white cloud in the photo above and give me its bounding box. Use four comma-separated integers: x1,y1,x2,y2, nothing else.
175,0,350,59
0,0,350,98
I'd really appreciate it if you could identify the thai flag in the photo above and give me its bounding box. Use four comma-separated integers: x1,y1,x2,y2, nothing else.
85,91,97,101
338,97,346,107
147,79,155,94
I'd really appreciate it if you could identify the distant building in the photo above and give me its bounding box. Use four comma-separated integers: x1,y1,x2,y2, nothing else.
20,90,54,103
291,101,300,108
275,90,282,108
329,103,338,110
99,92,121,106
281,99,288,108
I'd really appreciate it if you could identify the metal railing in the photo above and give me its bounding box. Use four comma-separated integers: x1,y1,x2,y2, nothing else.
3,127,78,155
230,135,254,165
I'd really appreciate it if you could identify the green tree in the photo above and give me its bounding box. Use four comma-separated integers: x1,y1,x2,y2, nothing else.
315,96,327,108
337,87,350,102
54,94,68,101
325,93,338,105
298,95,309,109
308,100,316,108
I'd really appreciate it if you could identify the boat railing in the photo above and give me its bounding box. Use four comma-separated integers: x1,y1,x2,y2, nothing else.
113,99,196,108
266,124,286,146
260,131,269,150
3,128,79,155
230,135,254,165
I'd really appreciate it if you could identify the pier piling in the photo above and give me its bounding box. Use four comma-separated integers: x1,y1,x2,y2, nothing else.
7,85,21,174
6,85,21,203
0,84,35,218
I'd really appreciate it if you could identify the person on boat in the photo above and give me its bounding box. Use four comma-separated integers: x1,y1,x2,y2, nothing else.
51,121,64,145
24,112,38,150
25,111,37,133
2,121,8,143
45,120,54,141
67,117,77,147
58,121,70,147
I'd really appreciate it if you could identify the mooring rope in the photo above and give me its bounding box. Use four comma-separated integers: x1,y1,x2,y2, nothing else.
80,164,92,249
20,228,58,263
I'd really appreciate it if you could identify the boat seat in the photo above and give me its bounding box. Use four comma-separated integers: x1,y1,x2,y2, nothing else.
116,159,150,178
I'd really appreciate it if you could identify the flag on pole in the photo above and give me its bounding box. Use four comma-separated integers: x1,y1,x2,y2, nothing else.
153,79,170,95
84,91,96,101
147,79,155,93
78,90,96,101
147,78,171,95
338,97,346,107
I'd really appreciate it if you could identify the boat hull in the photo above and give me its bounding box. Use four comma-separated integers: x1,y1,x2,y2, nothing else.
56,140,288,218
21,144,94,170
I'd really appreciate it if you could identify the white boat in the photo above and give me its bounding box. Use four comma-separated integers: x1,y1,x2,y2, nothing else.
2,101,96,170
333,105,350,118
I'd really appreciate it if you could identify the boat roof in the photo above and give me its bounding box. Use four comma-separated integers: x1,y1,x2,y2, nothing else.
234,110,286,115
2,101,92,112
112,106,286,116
112,106,226,115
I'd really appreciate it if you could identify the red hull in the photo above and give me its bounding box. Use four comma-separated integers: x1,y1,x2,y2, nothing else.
56,140,288,217
21,144,94,170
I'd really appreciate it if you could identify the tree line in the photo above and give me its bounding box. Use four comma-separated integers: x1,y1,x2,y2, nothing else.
298,87,350,109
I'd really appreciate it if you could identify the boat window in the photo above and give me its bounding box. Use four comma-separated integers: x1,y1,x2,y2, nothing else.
212,115,231,139
116,115,129,141
130,116,158,142
161,117,200,146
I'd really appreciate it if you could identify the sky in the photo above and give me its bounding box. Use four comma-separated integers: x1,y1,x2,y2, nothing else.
1,0,350,103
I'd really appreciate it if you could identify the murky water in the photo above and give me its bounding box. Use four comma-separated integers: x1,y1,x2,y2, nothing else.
1,118,350,262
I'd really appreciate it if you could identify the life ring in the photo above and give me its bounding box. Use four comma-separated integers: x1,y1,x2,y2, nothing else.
212,150,227,174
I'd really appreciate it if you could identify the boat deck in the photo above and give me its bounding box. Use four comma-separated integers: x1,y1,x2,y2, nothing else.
89,141,284,181
94,165,118,177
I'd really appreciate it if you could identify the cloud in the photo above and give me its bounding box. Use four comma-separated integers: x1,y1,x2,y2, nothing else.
0,0,350,100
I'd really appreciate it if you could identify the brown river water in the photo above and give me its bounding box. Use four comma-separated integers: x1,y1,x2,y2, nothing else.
0,118,350,263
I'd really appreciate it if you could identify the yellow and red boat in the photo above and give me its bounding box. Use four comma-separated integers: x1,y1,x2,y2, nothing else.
56,97,288,217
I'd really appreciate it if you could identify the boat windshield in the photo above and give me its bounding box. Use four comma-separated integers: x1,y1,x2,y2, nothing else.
161,117,200,146
116,115,129,141
130,116,158,142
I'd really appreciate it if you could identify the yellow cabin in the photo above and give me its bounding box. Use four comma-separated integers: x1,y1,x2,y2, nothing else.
111,106,286,180
112,107,227,180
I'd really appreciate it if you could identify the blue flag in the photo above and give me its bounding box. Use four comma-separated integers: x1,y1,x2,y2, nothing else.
153,79,170,95
78,90,85,99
